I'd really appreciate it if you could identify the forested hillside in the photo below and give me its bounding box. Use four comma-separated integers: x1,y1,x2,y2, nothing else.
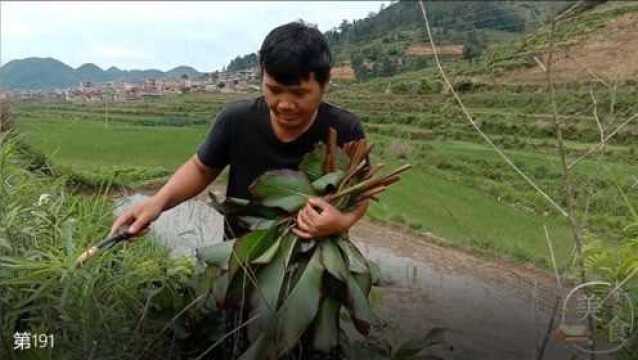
225,1,574,79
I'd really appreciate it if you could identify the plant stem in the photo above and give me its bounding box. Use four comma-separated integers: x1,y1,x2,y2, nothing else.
546,18,596,359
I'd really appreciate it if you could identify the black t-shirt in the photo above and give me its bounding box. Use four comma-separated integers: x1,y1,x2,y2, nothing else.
197,96,365,238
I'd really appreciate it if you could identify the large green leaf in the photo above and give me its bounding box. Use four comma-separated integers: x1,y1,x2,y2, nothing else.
208,195,248,215
312,296,340,353
368,259,382,286
196,239,235,270
344,273,374,335
320,238,349,282
311,170,346,194
209,194,285,219
252,237,281,265
239,331,277,360
353,271,372,297
237,216,277,231
218,228,279,308
273,249,325,356
337,239,369,274
247,233,298,342
299,142,350,179
299,143,325,182
249,169,316,213
240,249,324,360
228,227,279,281
325,241,374,336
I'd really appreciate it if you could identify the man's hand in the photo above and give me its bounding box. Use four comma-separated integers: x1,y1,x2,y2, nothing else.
293,197,367,240
109,155,221,238
110,197,165,237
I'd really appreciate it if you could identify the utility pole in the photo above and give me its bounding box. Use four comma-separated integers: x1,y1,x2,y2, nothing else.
104,95,108,128
104,88,112,129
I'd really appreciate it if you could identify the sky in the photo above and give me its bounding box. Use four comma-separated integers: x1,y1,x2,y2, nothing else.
0,1,390,73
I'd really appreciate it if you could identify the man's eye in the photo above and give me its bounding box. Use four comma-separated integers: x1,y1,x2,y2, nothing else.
270,88,282,95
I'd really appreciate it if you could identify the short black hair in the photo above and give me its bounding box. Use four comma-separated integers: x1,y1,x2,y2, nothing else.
259,21,332,87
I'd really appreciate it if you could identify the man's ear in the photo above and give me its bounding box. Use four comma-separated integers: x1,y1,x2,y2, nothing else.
321,76,331,94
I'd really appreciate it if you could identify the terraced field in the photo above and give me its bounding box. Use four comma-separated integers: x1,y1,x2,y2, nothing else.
13,78,638,270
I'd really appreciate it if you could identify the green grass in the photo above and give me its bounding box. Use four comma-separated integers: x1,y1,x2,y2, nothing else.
0,137,220,359
367,162,573,267
17,117,208,170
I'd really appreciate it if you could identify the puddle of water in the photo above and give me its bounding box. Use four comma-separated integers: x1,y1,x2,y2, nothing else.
114,194,224,258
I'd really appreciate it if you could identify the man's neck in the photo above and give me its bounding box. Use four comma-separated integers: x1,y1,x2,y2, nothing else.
270,109,318,143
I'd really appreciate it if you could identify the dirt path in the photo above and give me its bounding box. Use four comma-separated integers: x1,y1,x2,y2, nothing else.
349,220,577,359
118,185,585,359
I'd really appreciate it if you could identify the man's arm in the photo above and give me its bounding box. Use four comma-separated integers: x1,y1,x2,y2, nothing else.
154,155,222,210
110,155,222,236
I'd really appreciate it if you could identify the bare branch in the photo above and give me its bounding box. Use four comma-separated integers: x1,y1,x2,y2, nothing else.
536,297,561,360
568,113,638,170
546,16,596,359
416,0,568,218
544,225,563,290
589,88,605,151
533,56,547,73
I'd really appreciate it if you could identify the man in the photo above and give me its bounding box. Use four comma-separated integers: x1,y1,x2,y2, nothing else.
111,21,368,243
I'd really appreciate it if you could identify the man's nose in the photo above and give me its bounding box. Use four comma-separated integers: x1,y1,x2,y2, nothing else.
277,98,295,112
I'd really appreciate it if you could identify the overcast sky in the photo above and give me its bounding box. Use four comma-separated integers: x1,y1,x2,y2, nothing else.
0,1,390,72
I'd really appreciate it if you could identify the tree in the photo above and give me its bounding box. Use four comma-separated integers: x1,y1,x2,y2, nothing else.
462,30,483,63
339,19,350,34
379,57,397,77
227,53,258,72
350,53,368,81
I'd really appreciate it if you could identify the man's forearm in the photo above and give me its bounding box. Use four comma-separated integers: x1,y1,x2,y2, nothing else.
154,155,221,211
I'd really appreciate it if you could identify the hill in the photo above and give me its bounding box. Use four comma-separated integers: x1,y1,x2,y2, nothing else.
224,1,570,79
165,66,201,79
486,1,638,84
0,58,204,90
0,57,78,90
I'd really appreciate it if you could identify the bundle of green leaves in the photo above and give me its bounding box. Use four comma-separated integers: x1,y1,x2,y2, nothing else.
197,128,411,359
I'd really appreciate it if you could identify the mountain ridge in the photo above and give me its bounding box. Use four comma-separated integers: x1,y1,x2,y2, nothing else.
0,57,203,90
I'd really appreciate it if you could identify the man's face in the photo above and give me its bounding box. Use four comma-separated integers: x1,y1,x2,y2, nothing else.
262,70,325,131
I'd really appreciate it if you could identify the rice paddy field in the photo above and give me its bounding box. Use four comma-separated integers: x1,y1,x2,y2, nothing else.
12,78,638,269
